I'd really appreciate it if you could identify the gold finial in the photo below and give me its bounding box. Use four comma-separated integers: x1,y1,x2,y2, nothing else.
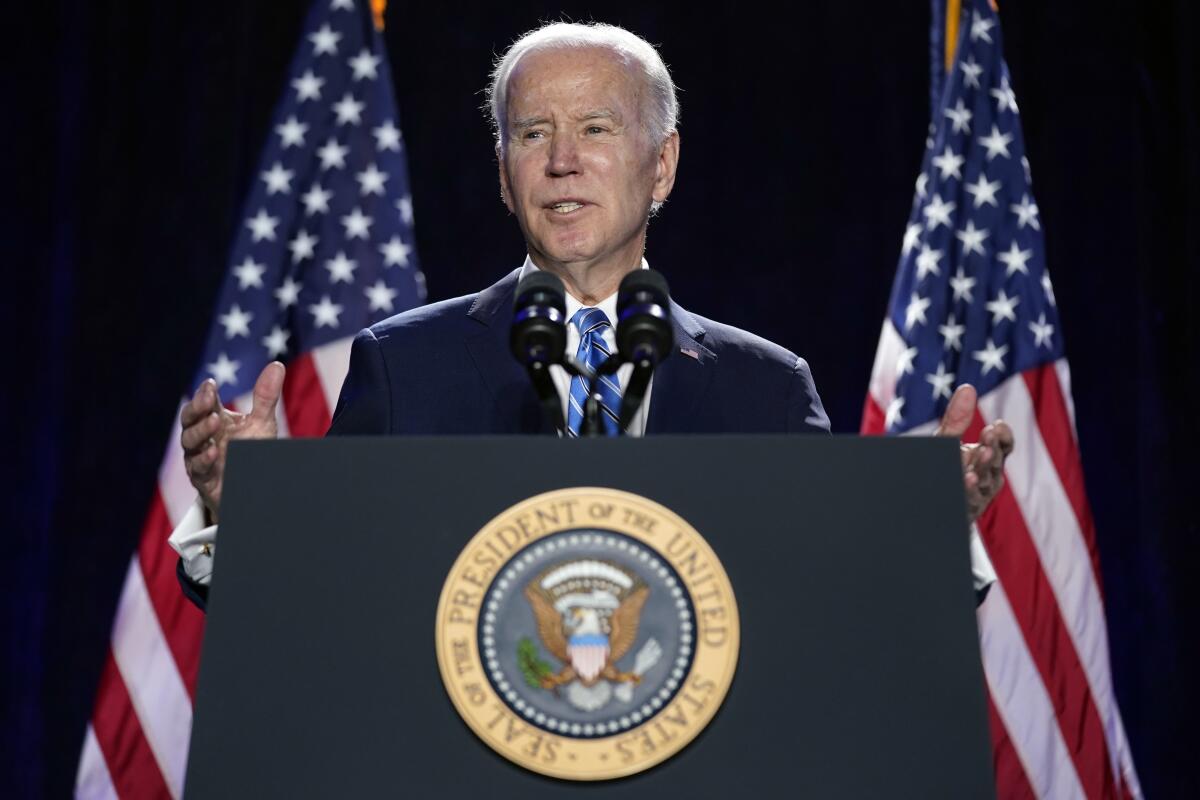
370,0,386,31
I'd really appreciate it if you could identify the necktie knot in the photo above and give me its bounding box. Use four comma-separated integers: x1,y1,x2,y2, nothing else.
570,307,612,336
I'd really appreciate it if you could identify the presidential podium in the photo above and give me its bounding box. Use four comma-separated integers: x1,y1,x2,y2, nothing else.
183,435,995,798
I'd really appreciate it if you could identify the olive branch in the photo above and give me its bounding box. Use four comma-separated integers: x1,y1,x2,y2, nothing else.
516,637,553,689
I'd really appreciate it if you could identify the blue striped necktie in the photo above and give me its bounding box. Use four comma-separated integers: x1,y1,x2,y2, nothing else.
567,307,622,436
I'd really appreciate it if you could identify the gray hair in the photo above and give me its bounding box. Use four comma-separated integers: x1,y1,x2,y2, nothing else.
486,22,680,153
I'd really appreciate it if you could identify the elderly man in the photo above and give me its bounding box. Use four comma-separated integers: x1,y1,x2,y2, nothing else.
172,22,1012,606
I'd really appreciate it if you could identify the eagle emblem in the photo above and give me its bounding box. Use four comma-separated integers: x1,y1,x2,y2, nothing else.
521,559,654,708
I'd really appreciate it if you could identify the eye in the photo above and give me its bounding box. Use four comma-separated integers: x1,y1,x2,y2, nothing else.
524,130,544,140
585,125,607,135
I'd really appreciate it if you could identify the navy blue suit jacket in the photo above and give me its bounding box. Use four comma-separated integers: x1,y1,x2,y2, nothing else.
177,269,830,608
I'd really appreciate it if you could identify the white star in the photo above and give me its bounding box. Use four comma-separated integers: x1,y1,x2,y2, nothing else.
956,220,990,257
356,163,388,196
939,313,966,351
960,56,983,89
261,161,293,195
365,279,398,312
317,138,349,170
207,352,240,386
964,173,1002,208
379,235,413,267
1042,272,1057,306
341,207,373,239
885,396,906,430
896,345,918,376
926,363,956,401
301,184,332,216
923,193,956,230
245,209,279,242
991,75,1018,113
950,267,976,303
931,146,965,181
288,230,318,263
349,48,381,80
986,289,1020,324
1010,193,1041,229
915,244,942,279
330,0,354,9
1029,312,1055,348
309,24,341,56
978,124,1013,160
915,172,929,199
275,116,308,148
308,295,344,329
218,304,253,339
292,70,324,102
232,257,265,289
396,195,414,225
901,223,922,256
333,93,365,125
275,276,302,309
973,339,1009,375
262,325,290,358
970,10,996,43
944,99,973,134
997,241,1034,276
325,251,357,283
904,291,932,330
373,120,402,151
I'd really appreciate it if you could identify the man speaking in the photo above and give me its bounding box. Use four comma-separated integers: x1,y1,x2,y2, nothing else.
170,22,1012,605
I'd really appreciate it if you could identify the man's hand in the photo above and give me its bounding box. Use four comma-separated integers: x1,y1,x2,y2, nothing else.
934,384,1015,522
179,362,285,523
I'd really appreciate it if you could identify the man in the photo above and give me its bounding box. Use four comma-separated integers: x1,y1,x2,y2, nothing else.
172,22,1012,606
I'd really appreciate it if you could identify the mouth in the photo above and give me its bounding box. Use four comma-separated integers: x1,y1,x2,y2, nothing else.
546,200,589,216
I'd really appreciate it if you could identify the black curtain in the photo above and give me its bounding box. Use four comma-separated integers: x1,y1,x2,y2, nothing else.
6,1,1197,797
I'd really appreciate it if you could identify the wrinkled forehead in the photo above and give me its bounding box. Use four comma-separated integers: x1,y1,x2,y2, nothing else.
504,45,645,122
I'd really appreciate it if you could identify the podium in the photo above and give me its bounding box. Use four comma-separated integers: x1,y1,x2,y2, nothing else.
184,435,995,798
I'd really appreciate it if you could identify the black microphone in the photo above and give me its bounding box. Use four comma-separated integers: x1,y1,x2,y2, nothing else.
511,271,567,433
616,269,673,430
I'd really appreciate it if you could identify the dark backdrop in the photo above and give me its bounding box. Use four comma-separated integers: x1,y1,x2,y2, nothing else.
5,1,1197,797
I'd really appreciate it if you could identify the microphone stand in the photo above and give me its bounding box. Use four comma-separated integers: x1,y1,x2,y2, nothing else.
561,353,625,437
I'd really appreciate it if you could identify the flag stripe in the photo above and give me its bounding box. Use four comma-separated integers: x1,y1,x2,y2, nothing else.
311,336,355,417
88,653,173,800
75,725,120,800
281,351,333,437
985,694,1038,800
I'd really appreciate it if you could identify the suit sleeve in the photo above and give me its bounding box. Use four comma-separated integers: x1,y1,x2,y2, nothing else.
786,356,831,434
327,327,393,436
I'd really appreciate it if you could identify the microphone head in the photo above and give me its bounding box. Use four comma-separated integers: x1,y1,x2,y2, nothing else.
511,271,567,367
616,269,673,365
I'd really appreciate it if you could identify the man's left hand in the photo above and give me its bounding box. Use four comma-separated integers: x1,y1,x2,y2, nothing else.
934,384,1015,522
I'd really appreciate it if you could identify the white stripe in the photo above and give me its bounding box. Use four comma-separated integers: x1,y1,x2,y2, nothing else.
1054,358,1079,442
310,336,355,417
979,373,1126,787
978,582,1088,800
866,319,905,412
75,724,119,800
157,409,195,528
110,557,192,799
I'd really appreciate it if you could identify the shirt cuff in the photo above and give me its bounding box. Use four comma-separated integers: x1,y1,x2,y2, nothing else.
969,522,997,593
168,498,218,586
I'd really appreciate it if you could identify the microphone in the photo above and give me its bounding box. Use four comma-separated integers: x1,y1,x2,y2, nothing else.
616,269,673,430
511,271,567,433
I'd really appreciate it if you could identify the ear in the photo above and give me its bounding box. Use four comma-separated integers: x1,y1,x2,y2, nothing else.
496,144,515,214
651,131,680,204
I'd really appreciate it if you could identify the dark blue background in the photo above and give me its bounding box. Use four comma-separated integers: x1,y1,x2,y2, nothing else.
5,1,1197,797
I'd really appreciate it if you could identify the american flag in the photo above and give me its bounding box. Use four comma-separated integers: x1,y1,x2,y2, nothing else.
74,1,423,796
862,1,1140,797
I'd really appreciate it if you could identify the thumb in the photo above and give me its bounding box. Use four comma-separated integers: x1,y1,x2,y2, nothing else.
249,361,286,422
935,383,977,439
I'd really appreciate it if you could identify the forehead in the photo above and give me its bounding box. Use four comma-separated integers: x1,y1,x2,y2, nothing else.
505,46,643,119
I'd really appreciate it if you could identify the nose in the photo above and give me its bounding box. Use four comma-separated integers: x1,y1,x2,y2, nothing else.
546,132,580,177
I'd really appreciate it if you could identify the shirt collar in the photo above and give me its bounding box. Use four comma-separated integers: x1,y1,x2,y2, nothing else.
517,255,649,328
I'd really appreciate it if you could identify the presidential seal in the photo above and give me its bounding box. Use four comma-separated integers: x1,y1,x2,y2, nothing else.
435,487,739,780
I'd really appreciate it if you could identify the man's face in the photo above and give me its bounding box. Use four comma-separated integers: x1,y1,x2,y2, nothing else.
498,46,678,279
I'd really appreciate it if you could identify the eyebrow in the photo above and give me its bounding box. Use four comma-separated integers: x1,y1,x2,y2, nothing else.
510,108,623,132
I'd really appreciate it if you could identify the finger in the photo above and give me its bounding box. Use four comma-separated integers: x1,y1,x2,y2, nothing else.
180,379,218,427
180,413,221,452
935,384,977,439
994,420,1015,455
186,443,220,477
249,362,286,423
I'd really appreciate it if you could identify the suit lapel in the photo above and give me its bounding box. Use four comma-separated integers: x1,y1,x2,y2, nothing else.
645,301,715,434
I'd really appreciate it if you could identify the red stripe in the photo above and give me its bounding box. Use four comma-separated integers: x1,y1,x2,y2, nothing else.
977,471,1118,799
859,393,886,434
91,651,173,800
137,492,206,696
282,351,332,437
987,692,1037,800
1022,364,1105,594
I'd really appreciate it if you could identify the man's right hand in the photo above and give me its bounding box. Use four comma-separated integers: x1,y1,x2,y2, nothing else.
180,362,285,523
